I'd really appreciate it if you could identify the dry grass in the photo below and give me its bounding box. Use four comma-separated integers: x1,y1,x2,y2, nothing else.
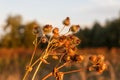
0,47,120,80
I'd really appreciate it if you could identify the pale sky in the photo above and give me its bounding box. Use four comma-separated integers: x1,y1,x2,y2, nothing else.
0,0,120,37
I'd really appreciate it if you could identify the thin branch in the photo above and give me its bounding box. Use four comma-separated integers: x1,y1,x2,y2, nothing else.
32,61,43,80
23,70,29,80
64,68,83,74
23,37,38,80
42,62,69,80
42,73,53,80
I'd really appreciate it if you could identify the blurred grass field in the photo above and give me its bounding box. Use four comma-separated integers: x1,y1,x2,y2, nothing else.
0,47,120,80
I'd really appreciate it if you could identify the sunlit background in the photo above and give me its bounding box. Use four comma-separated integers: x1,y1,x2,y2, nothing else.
0,0,120,80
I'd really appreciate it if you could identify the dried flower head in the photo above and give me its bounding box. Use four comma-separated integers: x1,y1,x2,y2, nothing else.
51,39,59,47
74,55,84,62
88,66,95,71
56,35,67,46
52,55,59,60
68,35,81,45
67,47,77,56
96,63,107,73
43,24,53,34
89,55,97,64
41,36,48,43
59,35,67,42
53,27,59,34
89,55,105,65
73,37,81,45
63,17,70,26
64,40,70,48
70,25,80,33
88,55,107,73
53,34,60,39
63,55,71,62
32,24,40,35
97,55,105,63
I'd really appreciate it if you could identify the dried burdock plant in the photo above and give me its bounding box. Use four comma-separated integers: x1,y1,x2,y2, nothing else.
88,55,107,73
23,17,107,80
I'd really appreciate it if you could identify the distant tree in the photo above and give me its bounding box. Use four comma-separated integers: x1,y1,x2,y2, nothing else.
76,27,91,47
105,18,120,48
90,21,105,47
2,15,22,47
76,17,120,48
24,21,37,48
1,14,120,48
1,15,41,48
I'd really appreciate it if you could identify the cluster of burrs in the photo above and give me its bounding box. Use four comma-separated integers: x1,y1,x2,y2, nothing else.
23,17,107,80
88,55,107,73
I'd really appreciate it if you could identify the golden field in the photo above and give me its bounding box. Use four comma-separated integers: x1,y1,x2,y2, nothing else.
0,47,120,80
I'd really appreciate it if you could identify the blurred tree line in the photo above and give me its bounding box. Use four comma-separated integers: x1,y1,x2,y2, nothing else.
76,17,120,48
0,15,37,48
0,15,120,48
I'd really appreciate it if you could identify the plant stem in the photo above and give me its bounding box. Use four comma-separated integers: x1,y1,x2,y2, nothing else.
23,37,38,80
29,37,38,66
42,73,53,80
23,70,29,80
30,45,37,65
63,69,83,74
23,35,43,80
31,58,40,67
32,61,43,80
42,62,69,80
60,26,65,34
31,36,53,80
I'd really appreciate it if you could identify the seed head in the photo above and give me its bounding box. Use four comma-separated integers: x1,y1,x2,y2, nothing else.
64,40,70,48
75,55,84,62
43,24,53,34
63,17,70,26
58,35,67,46
68,35,81,45
73,37,81,45
88,62,107,73
97,55,105,63
67,47,76,56
53,27,59,34
53,34,60,39
32,24,40,35
97,63,107,73
88,66,95,71
41,36,48,43
70,25,80,33
52,55,59,60
89,55,97,64
63,55,71,62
